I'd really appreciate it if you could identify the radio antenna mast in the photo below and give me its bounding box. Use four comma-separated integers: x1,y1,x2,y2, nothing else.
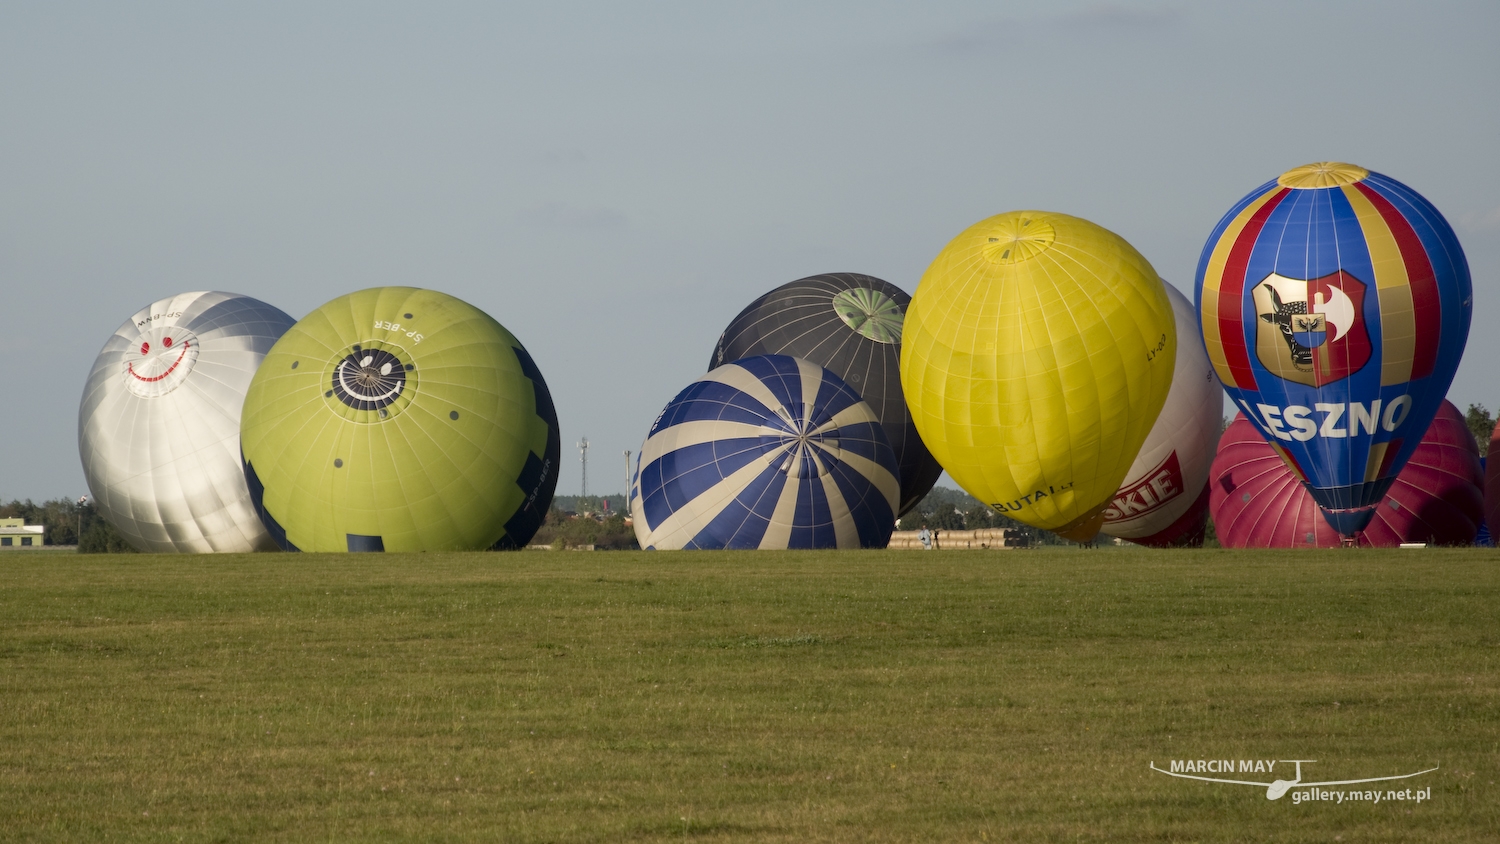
577,437,590,499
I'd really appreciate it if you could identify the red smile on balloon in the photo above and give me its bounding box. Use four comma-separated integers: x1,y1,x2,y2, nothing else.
128,338,191,382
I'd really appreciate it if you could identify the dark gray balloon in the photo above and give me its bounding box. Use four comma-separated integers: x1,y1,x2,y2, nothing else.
711,273,942,517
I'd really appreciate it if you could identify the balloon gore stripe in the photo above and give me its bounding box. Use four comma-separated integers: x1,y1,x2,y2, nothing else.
1213,186,1290,392
1352,181,1442,380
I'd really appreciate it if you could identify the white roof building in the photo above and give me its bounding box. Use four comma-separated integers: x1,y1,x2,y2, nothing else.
0,518,45,548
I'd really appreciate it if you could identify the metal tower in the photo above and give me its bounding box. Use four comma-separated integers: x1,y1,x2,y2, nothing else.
577,437,589,498
623,450,632,500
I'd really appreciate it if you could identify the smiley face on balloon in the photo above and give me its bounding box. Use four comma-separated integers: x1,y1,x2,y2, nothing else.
122,327,200,397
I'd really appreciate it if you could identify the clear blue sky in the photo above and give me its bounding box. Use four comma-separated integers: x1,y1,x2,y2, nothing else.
3,1,1497,500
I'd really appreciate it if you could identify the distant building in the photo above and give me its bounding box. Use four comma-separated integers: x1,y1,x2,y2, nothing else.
0,518,44,548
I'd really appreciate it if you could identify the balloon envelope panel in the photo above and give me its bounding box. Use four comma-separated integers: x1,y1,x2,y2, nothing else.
901,211,1176,541
1102,283,1223,546
1486,424,1500,541
239,287,559,552
631,355,898,550
711,273,942,517
1196,163,1472,535
1210,401,1482,547
78,291,296,552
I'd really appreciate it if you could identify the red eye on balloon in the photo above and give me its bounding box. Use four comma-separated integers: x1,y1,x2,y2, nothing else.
163,337,173,347
140,342,150,355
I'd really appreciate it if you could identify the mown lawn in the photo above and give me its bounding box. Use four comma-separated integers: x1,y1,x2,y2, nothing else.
1,548,1496,842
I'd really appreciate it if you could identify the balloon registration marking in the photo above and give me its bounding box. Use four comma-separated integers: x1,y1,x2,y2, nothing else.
122,328,200,398
374,320,423,344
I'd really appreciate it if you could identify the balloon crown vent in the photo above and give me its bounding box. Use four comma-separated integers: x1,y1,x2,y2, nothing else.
831,287,904,344
1277,162,1369,189
982,215,1056,264
324,341,417,422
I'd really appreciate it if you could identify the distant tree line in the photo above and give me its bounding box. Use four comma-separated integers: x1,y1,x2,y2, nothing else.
529,503,638,550
551,495,627,515
0,498,136,553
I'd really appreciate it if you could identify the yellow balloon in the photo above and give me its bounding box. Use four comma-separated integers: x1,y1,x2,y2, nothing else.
901,211,1176,542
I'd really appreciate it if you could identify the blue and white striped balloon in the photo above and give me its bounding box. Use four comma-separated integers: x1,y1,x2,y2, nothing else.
631,355,899,550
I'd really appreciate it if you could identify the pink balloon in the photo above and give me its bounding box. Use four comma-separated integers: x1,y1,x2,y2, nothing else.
1486,421,1500,539
1211,400,1483,547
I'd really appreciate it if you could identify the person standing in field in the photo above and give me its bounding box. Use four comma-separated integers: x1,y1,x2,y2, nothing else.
918,525,932,551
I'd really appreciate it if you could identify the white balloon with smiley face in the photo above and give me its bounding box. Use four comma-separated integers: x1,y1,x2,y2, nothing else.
122,326,201,398
79,291,296,552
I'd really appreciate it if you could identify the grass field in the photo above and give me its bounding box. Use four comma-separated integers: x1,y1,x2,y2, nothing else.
2,548,1497,842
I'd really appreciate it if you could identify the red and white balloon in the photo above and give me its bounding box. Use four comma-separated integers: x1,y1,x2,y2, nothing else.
1101,283,1222,547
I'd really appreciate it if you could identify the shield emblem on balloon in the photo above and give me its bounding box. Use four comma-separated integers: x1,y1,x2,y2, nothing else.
1252,271,1371,387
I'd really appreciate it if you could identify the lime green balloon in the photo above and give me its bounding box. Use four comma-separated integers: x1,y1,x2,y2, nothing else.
240,287,559,552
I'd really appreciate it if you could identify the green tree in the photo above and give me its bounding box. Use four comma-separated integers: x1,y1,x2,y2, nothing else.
1466,403,1493,457
1202,514,1221,549
529,506,638,550
551,495,627,515
962,505,997,530
79,518,137,553
926,507,966,531
0,497,135,551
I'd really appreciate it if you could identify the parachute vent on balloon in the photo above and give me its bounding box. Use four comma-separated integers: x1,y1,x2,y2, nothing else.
711,272,942,517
